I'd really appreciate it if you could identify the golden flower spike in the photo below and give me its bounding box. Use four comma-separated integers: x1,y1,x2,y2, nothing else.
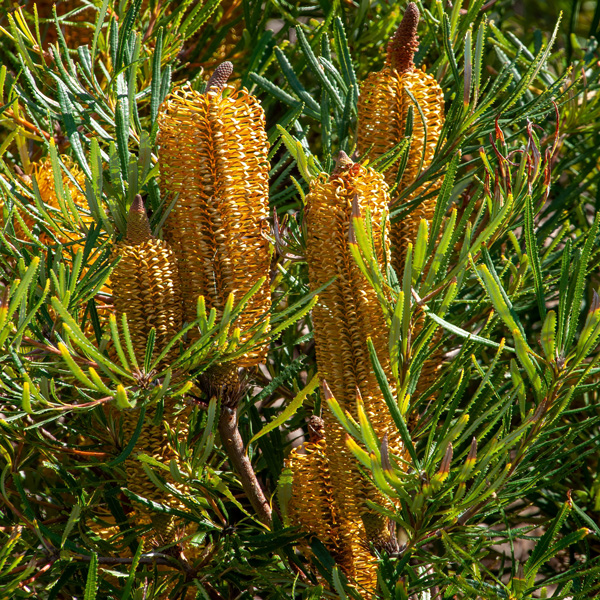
357,2,445,274
358,4,446,403
285,416,340,554
109,197,198,557
304,153,403,592
305,153,401,455
158,62,271,368
111,194,183,368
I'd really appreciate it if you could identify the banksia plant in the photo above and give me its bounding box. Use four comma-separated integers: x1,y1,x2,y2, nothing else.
303,152,400,590
110,195,183,367
357,2,445,274
158,62,271,368
3,2,600,599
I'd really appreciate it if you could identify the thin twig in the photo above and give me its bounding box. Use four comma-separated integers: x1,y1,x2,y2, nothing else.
72,552,187,571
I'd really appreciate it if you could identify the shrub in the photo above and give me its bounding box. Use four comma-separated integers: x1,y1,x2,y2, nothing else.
0,1,599,598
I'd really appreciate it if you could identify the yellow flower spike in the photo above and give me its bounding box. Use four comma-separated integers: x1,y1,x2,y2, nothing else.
285,416,340,555
305,159,407,589
158,62,271,367
111,195,183,369
357,2,445,275
358,3,447,406
2,156,92,247
306,153,404,458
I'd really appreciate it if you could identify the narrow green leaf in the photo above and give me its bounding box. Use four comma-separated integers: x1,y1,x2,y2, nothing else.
275,47,320,115
513,328,543,397
333,17,357,89
367,338,419,468
247,372,319,448
540,310,556,360
412,219,429,285
61,504,81,549
144,328,156,374
107,407,146,467
332,566,348,600
120,539,144,600
565,213,600,349
55,81,91,179
150,27,164,125
83,553,98,600
442,14,461,87
524,195,546,319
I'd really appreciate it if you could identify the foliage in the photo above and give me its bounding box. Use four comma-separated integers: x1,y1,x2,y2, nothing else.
0,0,599,599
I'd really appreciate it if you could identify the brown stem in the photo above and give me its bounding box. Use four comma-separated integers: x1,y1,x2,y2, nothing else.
218,406,272,526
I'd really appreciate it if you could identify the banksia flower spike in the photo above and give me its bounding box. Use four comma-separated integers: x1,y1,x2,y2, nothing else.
108,197,196,554
158,62,271,368
119,402,194,550
111,195,183,368
357,2,445,274
305,153,401,456
303,153,402,590
3,156,92,247
285,417,340,553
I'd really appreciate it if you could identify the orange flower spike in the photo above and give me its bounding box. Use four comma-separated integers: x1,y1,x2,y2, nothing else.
111,195,183,367
304,155,403,591
109,197,195,555
158,62,271,367
305,154,400,452
357,2,445,273
285,417,340,552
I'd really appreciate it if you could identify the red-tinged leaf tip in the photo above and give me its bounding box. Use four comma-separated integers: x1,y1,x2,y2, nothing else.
348,220,357,244
515,563,524,580
440,443,453,475
321,379,334,401
381,433,392,471
387,2,420,73
349,193,362,244
351,192,362,220
206,61,233,93
532,399,547,422
591,290,600,312
355,386,363,403
468,437,477,462
495,114,505,143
